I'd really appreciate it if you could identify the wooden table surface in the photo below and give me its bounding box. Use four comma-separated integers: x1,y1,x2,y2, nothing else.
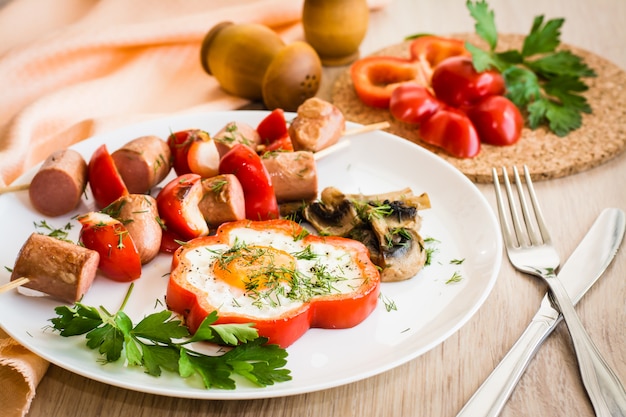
25,0,626,416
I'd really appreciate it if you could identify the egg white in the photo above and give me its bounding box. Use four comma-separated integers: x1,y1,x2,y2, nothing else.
181,226,366,319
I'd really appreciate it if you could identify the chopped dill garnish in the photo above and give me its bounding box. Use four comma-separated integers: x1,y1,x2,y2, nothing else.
445,271,463,284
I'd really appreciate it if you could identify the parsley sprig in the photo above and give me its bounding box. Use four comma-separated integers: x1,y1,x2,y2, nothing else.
465,0,596,136
49,284,291,389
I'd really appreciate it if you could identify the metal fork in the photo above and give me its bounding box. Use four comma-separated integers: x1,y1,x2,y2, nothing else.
493,166,626,417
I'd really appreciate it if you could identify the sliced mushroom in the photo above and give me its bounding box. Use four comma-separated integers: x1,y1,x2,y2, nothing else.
298,186,430,282
302,187,362,236
378,229,427,282
347,225,384,267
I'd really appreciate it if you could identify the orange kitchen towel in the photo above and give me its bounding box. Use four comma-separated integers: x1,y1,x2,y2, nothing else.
0,328,49,417
0,0,390,188
0,1,390,415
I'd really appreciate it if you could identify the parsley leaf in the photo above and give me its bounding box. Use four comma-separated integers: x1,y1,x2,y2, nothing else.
465,0,596,136
49,284,291,389
466,0,498,50
521,15,564,57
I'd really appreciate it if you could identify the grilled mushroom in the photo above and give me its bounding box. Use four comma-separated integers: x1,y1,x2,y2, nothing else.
370,214,427,282
298,186,431,282
302,187,362,236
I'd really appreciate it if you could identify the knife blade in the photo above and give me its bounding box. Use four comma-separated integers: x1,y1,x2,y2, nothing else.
456,207,626,417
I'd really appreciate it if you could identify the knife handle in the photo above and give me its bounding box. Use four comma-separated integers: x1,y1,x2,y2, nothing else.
546,279,626,417
455,307,558,417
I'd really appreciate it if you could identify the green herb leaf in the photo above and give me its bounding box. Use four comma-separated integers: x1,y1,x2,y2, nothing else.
522,15,563,57
132,310,190,343
48,285,291,389
85,324,124,362
51,304,103,336
466,1,596,136
466,0,498,50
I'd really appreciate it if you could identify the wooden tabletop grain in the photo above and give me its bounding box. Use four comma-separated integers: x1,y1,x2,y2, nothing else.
25,0,626,416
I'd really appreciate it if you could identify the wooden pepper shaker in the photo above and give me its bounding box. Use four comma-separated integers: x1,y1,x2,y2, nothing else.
302,0,369,66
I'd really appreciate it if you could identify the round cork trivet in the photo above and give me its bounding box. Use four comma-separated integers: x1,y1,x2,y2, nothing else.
331,33,626,183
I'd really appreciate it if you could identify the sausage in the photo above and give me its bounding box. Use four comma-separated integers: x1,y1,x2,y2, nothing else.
213,121,262,158
261,151,318,203
198,174,246,228
111,135,171,194
10,233,99,303
105,194,162,264
28,149,87,217
288,97,345,152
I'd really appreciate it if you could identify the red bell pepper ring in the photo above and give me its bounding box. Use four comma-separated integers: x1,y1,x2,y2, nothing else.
88,144,129,209
78,211,142,282
409,35,471,74
156,173,209,241
166,219,381,347
350,56,426,108
219,144,279,221
419,106,481,159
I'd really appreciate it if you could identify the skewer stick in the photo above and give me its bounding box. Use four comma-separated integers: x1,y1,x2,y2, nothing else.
0,183,29,195
313,140,351,161
342,121,390,137
313,121,390,161
0,277,30,294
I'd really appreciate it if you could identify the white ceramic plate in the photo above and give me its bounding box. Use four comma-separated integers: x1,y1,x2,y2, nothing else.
0,111,501,399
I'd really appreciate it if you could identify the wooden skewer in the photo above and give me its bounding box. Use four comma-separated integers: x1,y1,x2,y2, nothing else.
342,121,390,137
0,183,29,195
0,277,30,294
313,120,390,161
313,140,351,161
0,123,390,195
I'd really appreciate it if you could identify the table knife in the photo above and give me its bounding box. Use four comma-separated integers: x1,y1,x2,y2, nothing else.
456,207,626,417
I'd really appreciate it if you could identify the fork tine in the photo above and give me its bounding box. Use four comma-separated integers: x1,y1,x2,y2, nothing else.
512,166,542,245
521,165,553,245
492,167,519,249
501,166,531,247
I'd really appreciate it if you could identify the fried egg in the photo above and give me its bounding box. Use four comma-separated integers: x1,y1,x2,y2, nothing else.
180,225,366,318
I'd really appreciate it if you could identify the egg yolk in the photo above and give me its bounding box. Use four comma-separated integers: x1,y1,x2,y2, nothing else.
212,245,297,292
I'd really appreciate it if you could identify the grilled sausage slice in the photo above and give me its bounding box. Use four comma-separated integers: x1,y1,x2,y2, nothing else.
213,121,262,158
262,151,318,203
111,135,171,194
104,194,162,264
10,233,99,303
28,149,88,217
198,174,246,228
288,97,345,152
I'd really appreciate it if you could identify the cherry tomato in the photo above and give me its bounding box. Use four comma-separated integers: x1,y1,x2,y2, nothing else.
419,107,481,158
167,129,204,176
389,83,442,124
256,109,294,154
159,228,184,254
219,144,279,221
431,56,505,108
156,173,209,240
78,212,142,282
350,56,424,108
257,109,289,143
88,144,128,209
467,95,524,146
187,135,220,178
